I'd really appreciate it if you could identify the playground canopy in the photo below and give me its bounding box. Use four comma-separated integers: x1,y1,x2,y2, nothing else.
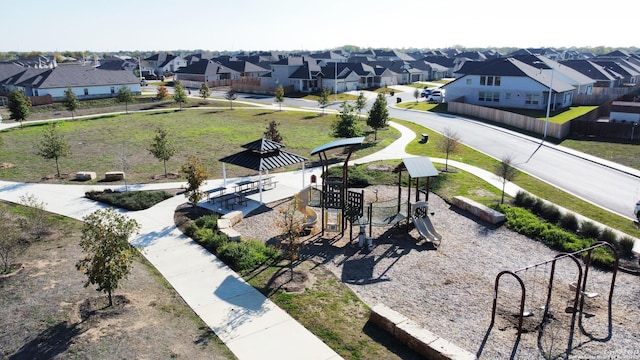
219,138,307,203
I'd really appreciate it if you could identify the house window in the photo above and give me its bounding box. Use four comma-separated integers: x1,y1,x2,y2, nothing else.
84,88,89,96
34,89,39,96
479,91,500,102
466,78,472,85
111,87,115,94
480,76,501,87
525,93,540,104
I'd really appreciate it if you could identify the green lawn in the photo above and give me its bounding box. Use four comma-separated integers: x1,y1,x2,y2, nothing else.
0,109,398,184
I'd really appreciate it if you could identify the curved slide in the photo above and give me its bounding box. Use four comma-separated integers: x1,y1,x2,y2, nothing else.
411,201,442,243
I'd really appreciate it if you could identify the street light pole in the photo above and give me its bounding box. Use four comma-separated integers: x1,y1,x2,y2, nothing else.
543,69,554,139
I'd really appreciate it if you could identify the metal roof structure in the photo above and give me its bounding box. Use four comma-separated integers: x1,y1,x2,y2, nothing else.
310,137,365,156
394,157,439,178
219,138,307,171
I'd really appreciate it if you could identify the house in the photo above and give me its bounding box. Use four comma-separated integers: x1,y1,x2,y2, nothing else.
441,57,575,111
143,52,187,76
321,63,361,92
174,59,239,88
14,65,141,100
610,101,640,123
261,56,321,92
560,60,622,88
512,55,595,95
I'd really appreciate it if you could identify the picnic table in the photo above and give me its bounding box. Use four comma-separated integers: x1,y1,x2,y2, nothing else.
233,176,276,193
205,186,227,203
216,192,248,209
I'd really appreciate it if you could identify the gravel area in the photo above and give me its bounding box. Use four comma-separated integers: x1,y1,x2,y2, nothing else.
234,185,640,359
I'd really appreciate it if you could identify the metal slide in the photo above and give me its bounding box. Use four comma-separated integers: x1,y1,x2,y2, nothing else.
411,201,443,243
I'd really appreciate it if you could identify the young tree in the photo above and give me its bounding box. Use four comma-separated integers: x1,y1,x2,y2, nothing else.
181,156,208,207
495,154,518,204
17,193,49,241
274,84,285,111
7,88,31,127
355,91,367,119
37,123,71,178
332,102,361,138
264,120,283,143
437,127,461,172
148,126,176,177
317,88,331,115
199,82,210,102
76,208,140,307
225,89,237,109
156,84,169,100
413,88,420,103
0,207,24,274
116,85,134,114
63,87,79,120
277,196,305,280
367,92,389,140
173,81,188,110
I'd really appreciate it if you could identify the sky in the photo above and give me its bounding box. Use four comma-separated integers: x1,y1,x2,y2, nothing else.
3,0,637,53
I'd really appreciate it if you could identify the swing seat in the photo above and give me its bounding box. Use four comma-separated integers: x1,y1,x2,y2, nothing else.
569,281,599,298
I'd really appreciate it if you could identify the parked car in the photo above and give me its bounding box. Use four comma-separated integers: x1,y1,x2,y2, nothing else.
144,73,157,80
140,79,149,86
425,90,443,103
420,88,432,98
634,200,640,220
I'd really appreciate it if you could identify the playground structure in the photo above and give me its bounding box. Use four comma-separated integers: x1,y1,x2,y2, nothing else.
480,242,619,359
294,185,318,234
309,138,442,248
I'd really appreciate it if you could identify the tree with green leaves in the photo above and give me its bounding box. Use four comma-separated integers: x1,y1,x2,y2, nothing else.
199,82,210,101
63,88,79,120
274,85,285,111
225,89,237,109
116,85,134,114
37,123,71,177
264,120,283,143
367,92,389,140
438,127,461,172
181,156,208,207
173,81,188,110
413,88,420,103
76,208,140,307
156,84,169,100
495,154,518,204
317,88,331,115
7,88,31,127
148,127,176,177
332,102,361,138
355,91,367,119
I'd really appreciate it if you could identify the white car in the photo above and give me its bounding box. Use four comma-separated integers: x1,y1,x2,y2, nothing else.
420,88,432,98
425,90,443,103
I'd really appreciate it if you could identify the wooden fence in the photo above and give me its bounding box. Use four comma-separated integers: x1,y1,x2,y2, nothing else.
447,99,571,139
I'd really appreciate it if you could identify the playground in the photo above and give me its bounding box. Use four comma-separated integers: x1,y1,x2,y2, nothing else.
234,184,639,359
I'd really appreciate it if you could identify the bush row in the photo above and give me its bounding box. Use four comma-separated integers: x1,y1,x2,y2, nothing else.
513,191,635,259
493,203,617,269
85,189,173,211
185,214,279,273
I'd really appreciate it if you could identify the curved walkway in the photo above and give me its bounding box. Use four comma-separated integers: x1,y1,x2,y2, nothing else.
0,113,637,359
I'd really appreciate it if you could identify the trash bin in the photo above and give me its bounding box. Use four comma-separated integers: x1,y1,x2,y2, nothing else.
421,133,429,143
390,91,395,96
396,97,402,104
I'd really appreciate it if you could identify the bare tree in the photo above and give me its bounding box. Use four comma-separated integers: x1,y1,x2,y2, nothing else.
494,154,518,204
0,207,23,274
437,127,461,172
225,89,237,109
277,196,305,280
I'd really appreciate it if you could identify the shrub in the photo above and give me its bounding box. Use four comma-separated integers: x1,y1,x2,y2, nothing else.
217,240,279,273
194,228,214,243
85,190,173,210
616,236,636,258
598,228,617,245
195,214,219,231
559,213,579,232
588,247,616,269
531,198,546,216
540,204,562,224
580,221,601,240
184,221,199,238
514,191,535,208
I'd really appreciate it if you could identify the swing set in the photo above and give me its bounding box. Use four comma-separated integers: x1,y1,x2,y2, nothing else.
480,241,619,359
